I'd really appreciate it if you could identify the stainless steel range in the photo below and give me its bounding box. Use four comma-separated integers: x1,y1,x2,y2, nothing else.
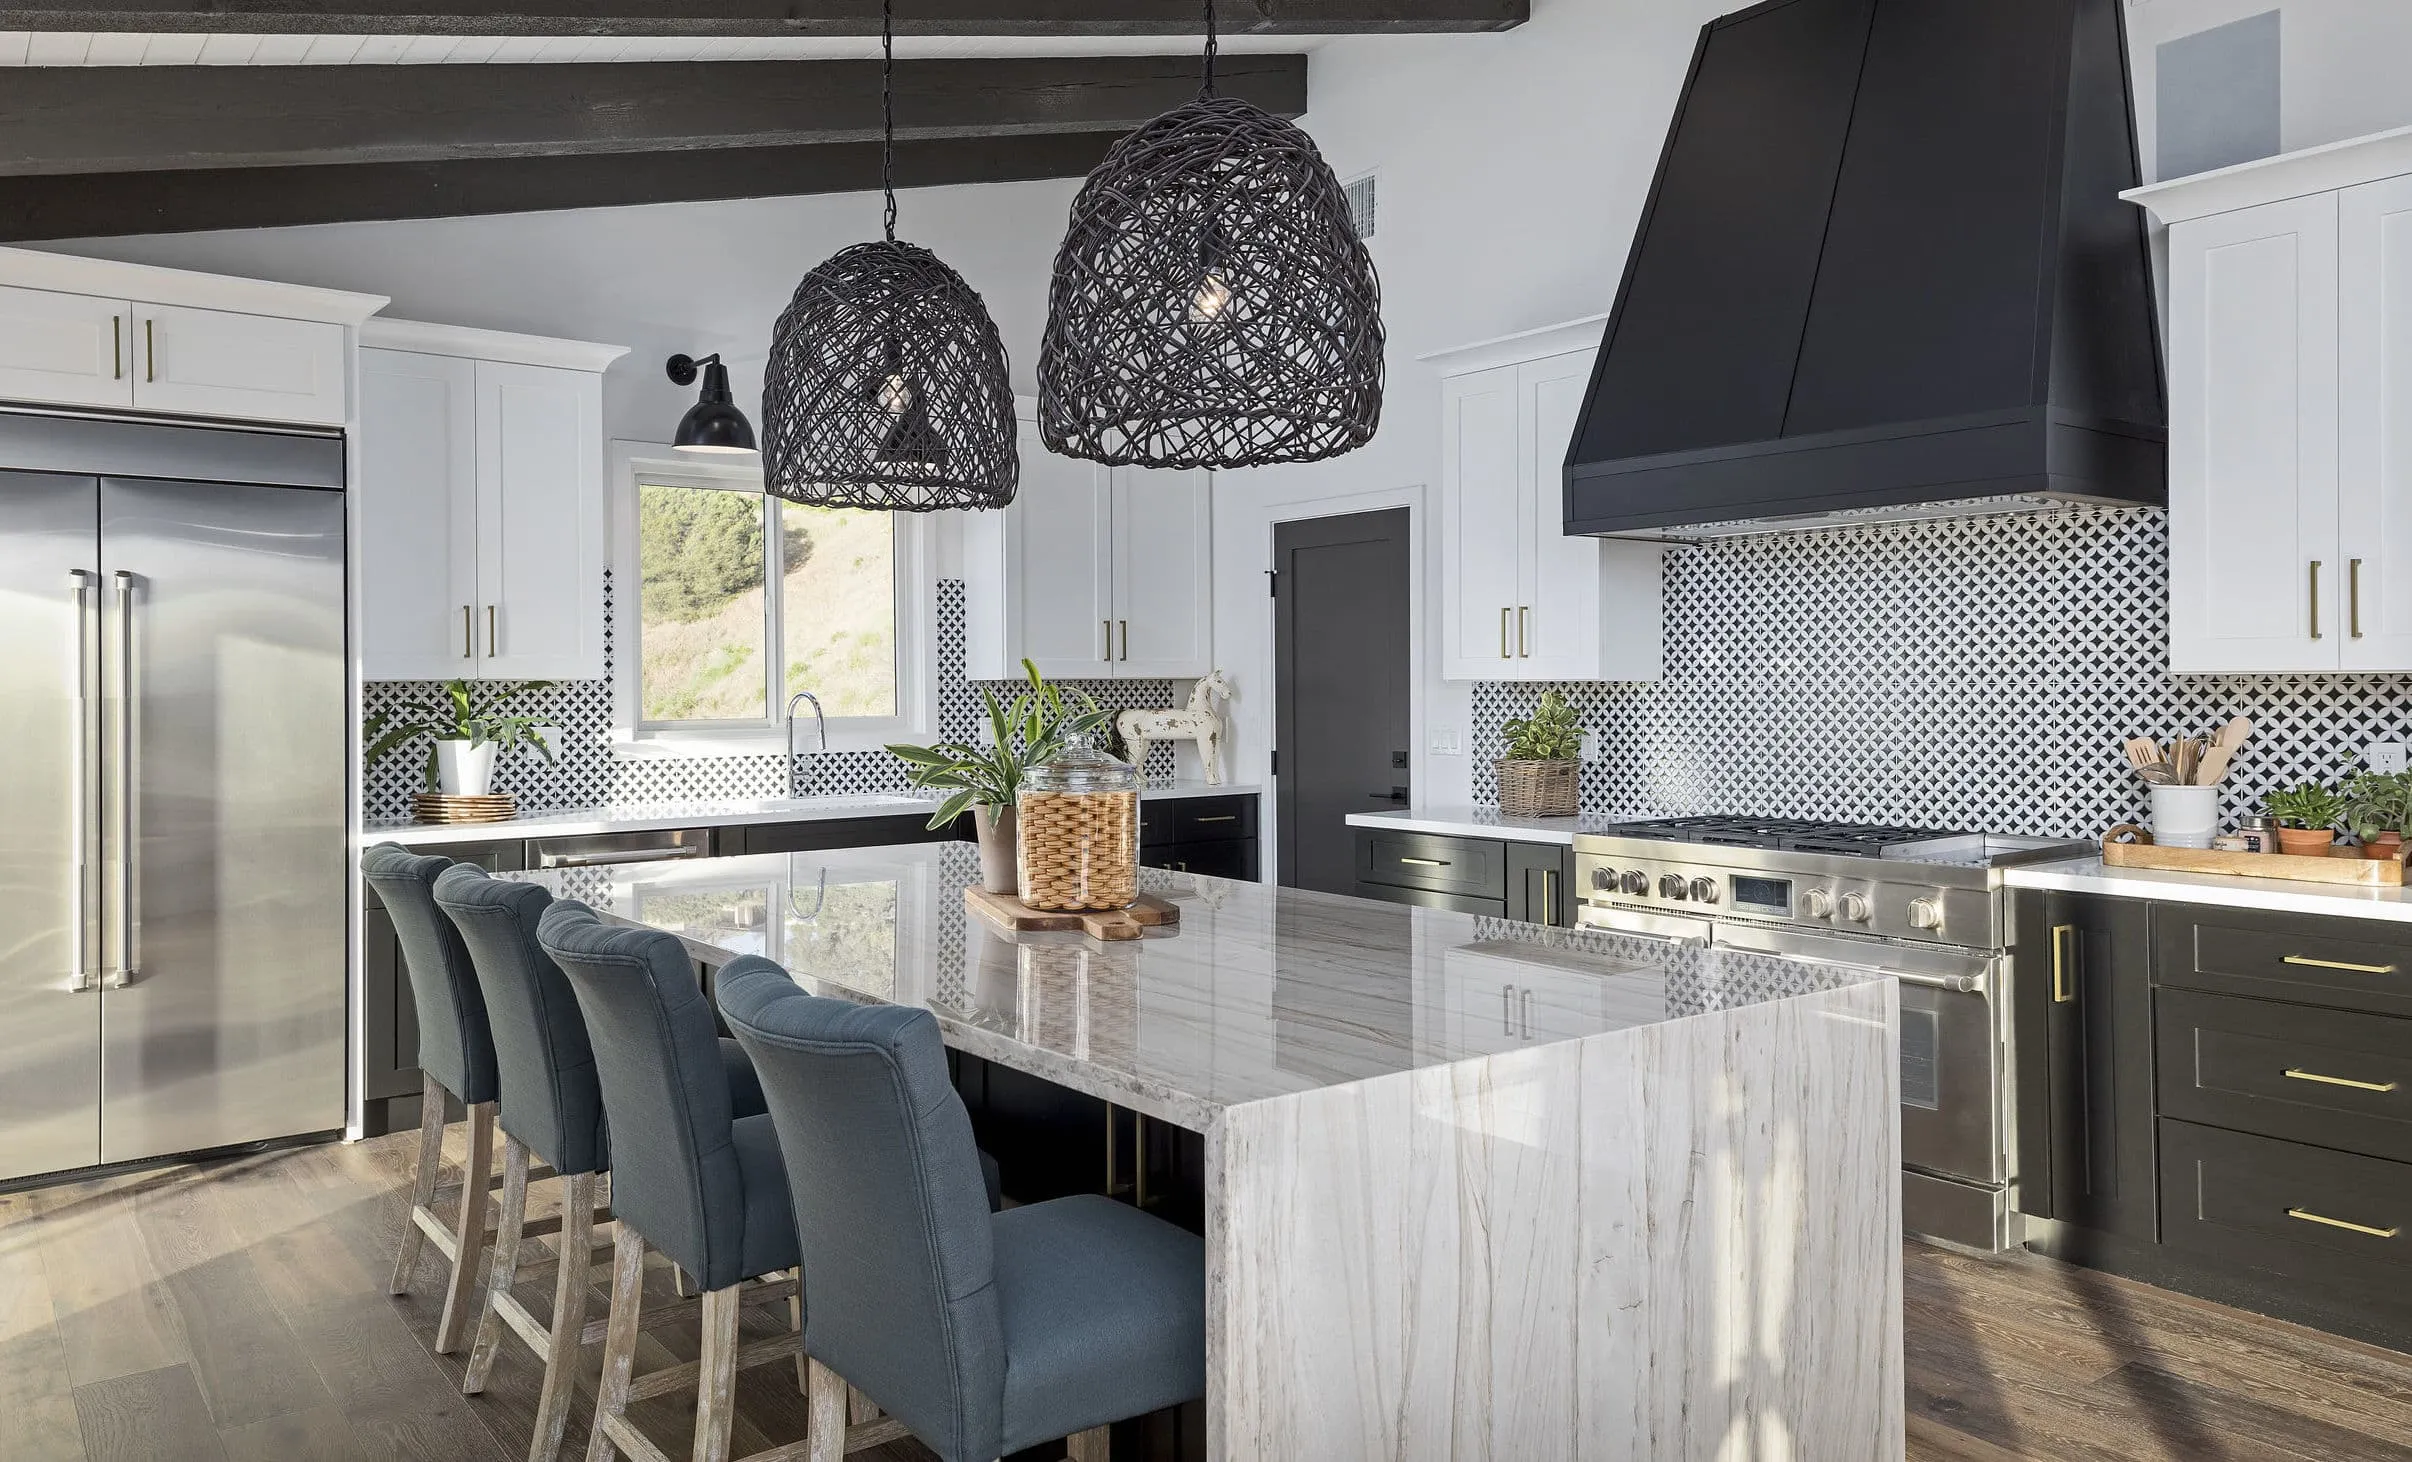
1573,816,2091,1252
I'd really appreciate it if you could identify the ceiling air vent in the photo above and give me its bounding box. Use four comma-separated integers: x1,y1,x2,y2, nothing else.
1343,173,1377,241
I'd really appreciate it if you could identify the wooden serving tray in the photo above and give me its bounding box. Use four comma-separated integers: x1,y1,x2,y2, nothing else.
2102,838,2404,887
964,886,1181,943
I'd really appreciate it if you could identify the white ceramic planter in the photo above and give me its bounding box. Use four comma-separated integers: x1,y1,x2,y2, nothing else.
2149,784,2219,849
435,739,499,797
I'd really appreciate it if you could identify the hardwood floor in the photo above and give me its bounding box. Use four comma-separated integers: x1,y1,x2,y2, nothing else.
5,1131,2412,1460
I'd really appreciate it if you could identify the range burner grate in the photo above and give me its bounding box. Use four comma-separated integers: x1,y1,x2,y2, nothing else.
1597,815,1979,857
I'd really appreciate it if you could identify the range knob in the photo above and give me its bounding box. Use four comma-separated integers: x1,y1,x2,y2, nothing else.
1839,891,1872,924
1801,888,1835,919
1907,897,1944,931
1621,870,1650,896
1591,866,1617,892
1658,873,1689,901
1688,876,1721,904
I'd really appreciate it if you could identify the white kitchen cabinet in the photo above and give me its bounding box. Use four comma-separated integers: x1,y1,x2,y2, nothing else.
1429,319,1663,683
0,285,132,409
0,251,382,427
357,320,625,682
2130,127,2412,673
963,405,1213,682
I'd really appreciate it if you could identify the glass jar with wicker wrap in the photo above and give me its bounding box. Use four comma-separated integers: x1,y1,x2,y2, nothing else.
1017,741,1141,911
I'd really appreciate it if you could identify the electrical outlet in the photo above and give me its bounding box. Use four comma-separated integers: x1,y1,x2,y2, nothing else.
2369,742,2409,774
1429,729,1464,755
1581,730,1602,763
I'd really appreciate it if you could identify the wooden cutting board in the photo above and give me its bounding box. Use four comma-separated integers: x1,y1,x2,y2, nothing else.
963,886,1181,942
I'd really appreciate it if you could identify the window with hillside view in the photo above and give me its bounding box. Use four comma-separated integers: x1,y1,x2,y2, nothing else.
636,476,898,727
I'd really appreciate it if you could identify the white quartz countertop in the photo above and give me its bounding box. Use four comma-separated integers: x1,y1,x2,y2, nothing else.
1344,806,1630,847
2006,856,2412,924
362,781,1259,849
508,841,1884,1132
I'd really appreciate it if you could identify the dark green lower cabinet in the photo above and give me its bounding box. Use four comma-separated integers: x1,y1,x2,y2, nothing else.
1506,844,1575,927
1349,828,1575,927
2010,888,2156,1242
1141,794,1260,882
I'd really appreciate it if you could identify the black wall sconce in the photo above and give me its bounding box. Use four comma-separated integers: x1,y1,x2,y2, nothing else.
667,352,757,454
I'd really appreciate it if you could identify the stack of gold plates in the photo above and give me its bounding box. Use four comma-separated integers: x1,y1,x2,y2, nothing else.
412,792,519,825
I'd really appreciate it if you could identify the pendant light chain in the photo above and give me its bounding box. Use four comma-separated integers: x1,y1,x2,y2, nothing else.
1200,0,1218,96
881,0,898,242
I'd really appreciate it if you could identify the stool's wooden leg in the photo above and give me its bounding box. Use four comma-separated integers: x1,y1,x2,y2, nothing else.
435,1100,497,1354
585,1225,647,1462
694,1285,742,1462
389,1073,448,1294
1066,1425,1111,1462
806,1357,849,1462
530,1169,597,1462
848,1386,876,1424
463,1133,531,1393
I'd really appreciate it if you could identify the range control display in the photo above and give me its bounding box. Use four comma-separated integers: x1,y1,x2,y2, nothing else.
1730,875,1792,915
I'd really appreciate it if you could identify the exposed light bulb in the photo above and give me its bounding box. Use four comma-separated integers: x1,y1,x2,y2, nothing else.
1188,271,1233,324
878,372,912,415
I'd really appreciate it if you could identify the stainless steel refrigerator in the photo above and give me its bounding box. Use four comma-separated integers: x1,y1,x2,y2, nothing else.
0,411,347,1183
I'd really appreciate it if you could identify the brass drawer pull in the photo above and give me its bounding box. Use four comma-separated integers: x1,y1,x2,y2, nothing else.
2282,954,2398,974
2284,1068,2400,1093
1193,814,1239,823
1399,856,1448,868
2051,923,2076,1003
2287,1207,2399,1239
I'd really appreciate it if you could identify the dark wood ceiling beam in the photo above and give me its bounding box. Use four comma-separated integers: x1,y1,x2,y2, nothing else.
0,53,1302,177
0,130,1122,240
0,2,1524,36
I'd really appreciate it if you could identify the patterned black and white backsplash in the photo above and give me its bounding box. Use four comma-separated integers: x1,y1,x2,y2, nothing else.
363,577,1180,823
1473,506,2412,839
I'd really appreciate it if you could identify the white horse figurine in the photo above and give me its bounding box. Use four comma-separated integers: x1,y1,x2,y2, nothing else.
1117,670,1234,785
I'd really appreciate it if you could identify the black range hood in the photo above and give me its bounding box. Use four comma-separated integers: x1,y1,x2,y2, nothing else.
1564,0,2165,538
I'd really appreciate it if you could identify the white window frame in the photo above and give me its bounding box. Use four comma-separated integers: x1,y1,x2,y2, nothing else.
609,440,932,759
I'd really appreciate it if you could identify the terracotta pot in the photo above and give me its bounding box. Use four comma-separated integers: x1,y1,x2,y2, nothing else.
972,804,1018,894
2362,831,2405,861
2276,826,2337,856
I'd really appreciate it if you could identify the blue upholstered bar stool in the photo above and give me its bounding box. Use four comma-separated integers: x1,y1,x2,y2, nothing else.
434,866,773,1462
363,842,504,1355
537,901,831,1462
719,963,1207,1462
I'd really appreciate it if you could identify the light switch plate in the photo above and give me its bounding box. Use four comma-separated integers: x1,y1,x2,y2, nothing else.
2369,742,2409,775
1429,729,1464,755
1581,730,1602,763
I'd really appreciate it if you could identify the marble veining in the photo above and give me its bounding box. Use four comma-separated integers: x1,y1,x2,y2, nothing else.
2008,855,2412,924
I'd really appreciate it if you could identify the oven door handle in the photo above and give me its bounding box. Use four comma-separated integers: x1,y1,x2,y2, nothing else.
1892,968,1988,995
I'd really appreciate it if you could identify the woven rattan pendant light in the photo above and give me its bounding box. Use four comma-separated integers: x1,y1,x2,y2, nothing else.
1036,0,1383,469
760,0,1016,511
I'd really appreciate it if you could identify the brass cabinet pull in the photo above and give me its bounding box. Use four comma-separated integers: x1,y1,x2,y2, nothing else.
2051,923,2076,1003
112,316,122,380
2284,1068,2400,1093
1103,619,1112,661
1518,605,1530,657
1499,607,1510,659
1399,856,1448,868
461,605,473,658
1194,814,1238,823
2311,560,2323,639
1541,868,1558,926
2283,954,2398,974
1119,619,1129,661
2287,1207,2399,1239
2352,558,2366,639
485,604,497,657
144,317,155,384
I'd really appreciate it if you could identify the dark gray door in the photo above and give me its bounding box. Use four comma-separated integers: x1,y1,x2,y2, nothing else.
1274,509,1410,896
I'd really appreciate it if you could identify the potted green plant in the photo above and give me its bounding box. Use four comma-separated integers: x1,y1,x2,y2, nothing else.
364,679,558,799
2262,781,2347,856
2343,770,2412,860
887,660,1113,893
1497,690,1586,818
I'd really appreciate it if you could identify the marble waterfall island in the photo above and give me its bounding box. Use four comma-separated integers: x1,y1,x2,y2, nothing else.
515,844,1904,1460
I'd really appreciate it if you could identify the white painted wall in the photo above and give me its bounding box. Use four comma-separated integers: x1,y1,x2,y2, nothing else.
2128,0,2412,181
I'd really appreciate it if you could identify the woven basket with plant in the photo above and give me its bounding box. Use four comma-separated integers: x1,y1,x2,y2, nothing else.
1498,691,1584,818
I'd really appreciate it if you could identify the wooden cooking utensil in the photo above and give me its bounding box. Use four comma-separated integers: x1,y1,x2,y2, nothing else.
2194,740,2235,785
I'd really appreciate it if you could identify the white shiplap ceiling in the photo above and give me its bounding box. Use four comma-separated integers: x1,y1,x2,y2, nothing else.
0,32,1326,65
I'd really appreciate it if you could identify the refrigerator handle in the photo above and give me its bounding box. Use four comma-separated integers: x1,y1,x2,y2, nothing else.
105,570,138,990
68,571,97,994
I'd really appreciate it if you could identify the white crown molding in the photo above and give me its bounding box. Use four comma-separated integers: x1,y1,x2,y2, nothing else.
2125,123,2412,226
0,244,388,325
362,316,630,373
1418,313,1609,375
